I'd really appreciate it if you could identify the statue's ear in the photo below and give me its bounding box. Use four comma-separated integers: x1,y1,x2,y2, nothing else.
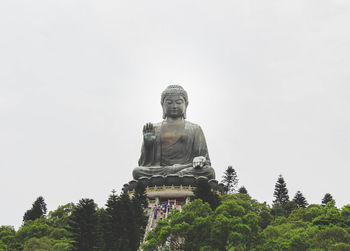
183,109,186,119
162,109,167,119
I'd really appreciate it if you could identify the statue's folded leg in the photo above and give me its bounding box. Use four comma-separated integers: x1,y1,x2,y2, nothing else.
133,166,165,180
177,165,215,180
133,164,193,180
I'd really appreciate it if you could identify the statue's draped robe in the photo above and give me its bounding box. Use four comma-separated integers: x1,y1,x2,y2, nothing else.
133,121,215,180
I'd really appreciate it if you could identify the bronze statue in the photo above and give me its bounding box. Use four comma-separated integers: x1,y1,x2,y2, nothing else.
132,85,215,180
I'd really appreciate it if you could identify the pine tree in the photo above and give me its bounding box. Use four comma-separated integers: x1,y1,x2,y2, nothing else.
293,191,308,208
322,193,334,206
102,189,140,251
221,166,238,194
238,186,248,194
116,190,138,251
194,178,220,210
132,182,148,248
103,190,120,251
23,196,47,223
273,175,289,205
94,208,106,251
133,182,148,209
69,198,98,251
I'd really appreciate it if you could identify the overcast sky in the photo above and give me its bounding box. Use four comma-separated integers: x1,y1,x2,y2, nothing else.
1,0,350,229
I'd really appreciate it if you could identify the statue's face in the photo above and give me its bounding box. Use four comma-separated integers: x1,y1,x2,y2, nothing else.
163,95,186,119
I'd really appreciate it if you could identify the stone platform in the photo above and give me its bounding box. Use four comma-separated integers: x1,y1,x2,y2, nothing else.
124,174,224,195
124,174,224,207
145,185,194,200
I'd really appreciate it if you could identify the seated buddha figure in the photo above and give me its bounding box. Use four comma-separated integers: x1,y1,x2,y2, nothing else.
132,85,215,180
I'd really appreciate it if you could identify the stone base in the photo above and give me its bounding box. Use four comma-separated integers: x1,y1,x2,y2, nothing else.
146,186,194,200
123,174,225,194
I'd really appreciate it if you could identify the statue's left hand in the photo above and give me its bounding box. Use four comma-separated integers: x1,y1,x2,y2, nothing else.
193,156,206,169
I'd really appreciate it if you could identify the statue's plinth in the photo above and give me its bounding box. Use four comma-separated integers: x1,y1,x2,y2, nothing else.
145,186,194,199
124,174,224,200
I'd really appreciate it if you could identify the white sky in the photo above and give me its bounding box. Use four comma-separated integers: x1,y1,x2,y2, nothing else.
1,0,349,229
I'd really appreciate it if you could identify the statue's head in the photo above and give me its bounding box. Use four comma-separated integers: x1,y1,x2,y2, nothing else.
161,85,188,119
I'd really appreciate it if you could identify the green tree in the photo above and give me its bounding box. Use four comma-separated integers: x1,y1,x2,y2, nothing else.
288,204,323,222
102,190,119,251
0,240,7,250
69,198,98,251
132,182,149,248
115,190,138,251
194,178,220,210
0,225,20,250
270,203,286,217
238,186,248,194
144,196,266,251
312,200,340,226
311,226,350,249
23,236,53,251
273,175,289,205
340,204,350,227
16,218,52,245
15,214,73,251
221,166,238,194
23,196,47,223
322,193,334,206
144,199,213,251
293,191,308,208
47,203,75,229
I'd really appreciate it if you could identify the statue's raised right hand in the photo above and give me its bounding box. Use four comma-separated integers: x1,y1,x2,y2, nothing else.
143,122,156,145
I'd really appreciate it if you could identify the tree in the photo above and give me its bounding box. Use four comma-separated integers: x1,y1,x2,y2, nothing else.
273,175,289,205
132,182,148,247
221,166,238,194
69,198,98,251
47,203,75,228
322,193,334,206
0,225,20,250
194,178,220,210
133,182,148,209
102,190,120,251
23,236,53,251
238,186,248,194
144,196,266,251
115,189,138,251
293,191,308,208
143,199,213,251
23,196,47,223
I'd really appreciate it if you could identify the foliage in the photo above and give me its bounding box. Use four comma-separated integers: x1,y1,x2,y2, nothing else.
143,194,271,251
193,178,220,210
23,196,47,223
47,203,75,229
273,175,289,205
221,166,238,194
293,190,308,208
69,198,98,251
1,190,147,251
101,190,119,251
2,178,350,251
144,193,350,251
322,193,335,206
114,189,139,251
14,213,73,251
261,201,350,250
0,225,20,250
238,186,248,194
132,182,149,248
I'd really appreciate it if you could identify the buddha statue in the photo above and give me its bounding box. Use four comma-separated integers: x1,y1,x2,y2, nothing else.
132,85,215,180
